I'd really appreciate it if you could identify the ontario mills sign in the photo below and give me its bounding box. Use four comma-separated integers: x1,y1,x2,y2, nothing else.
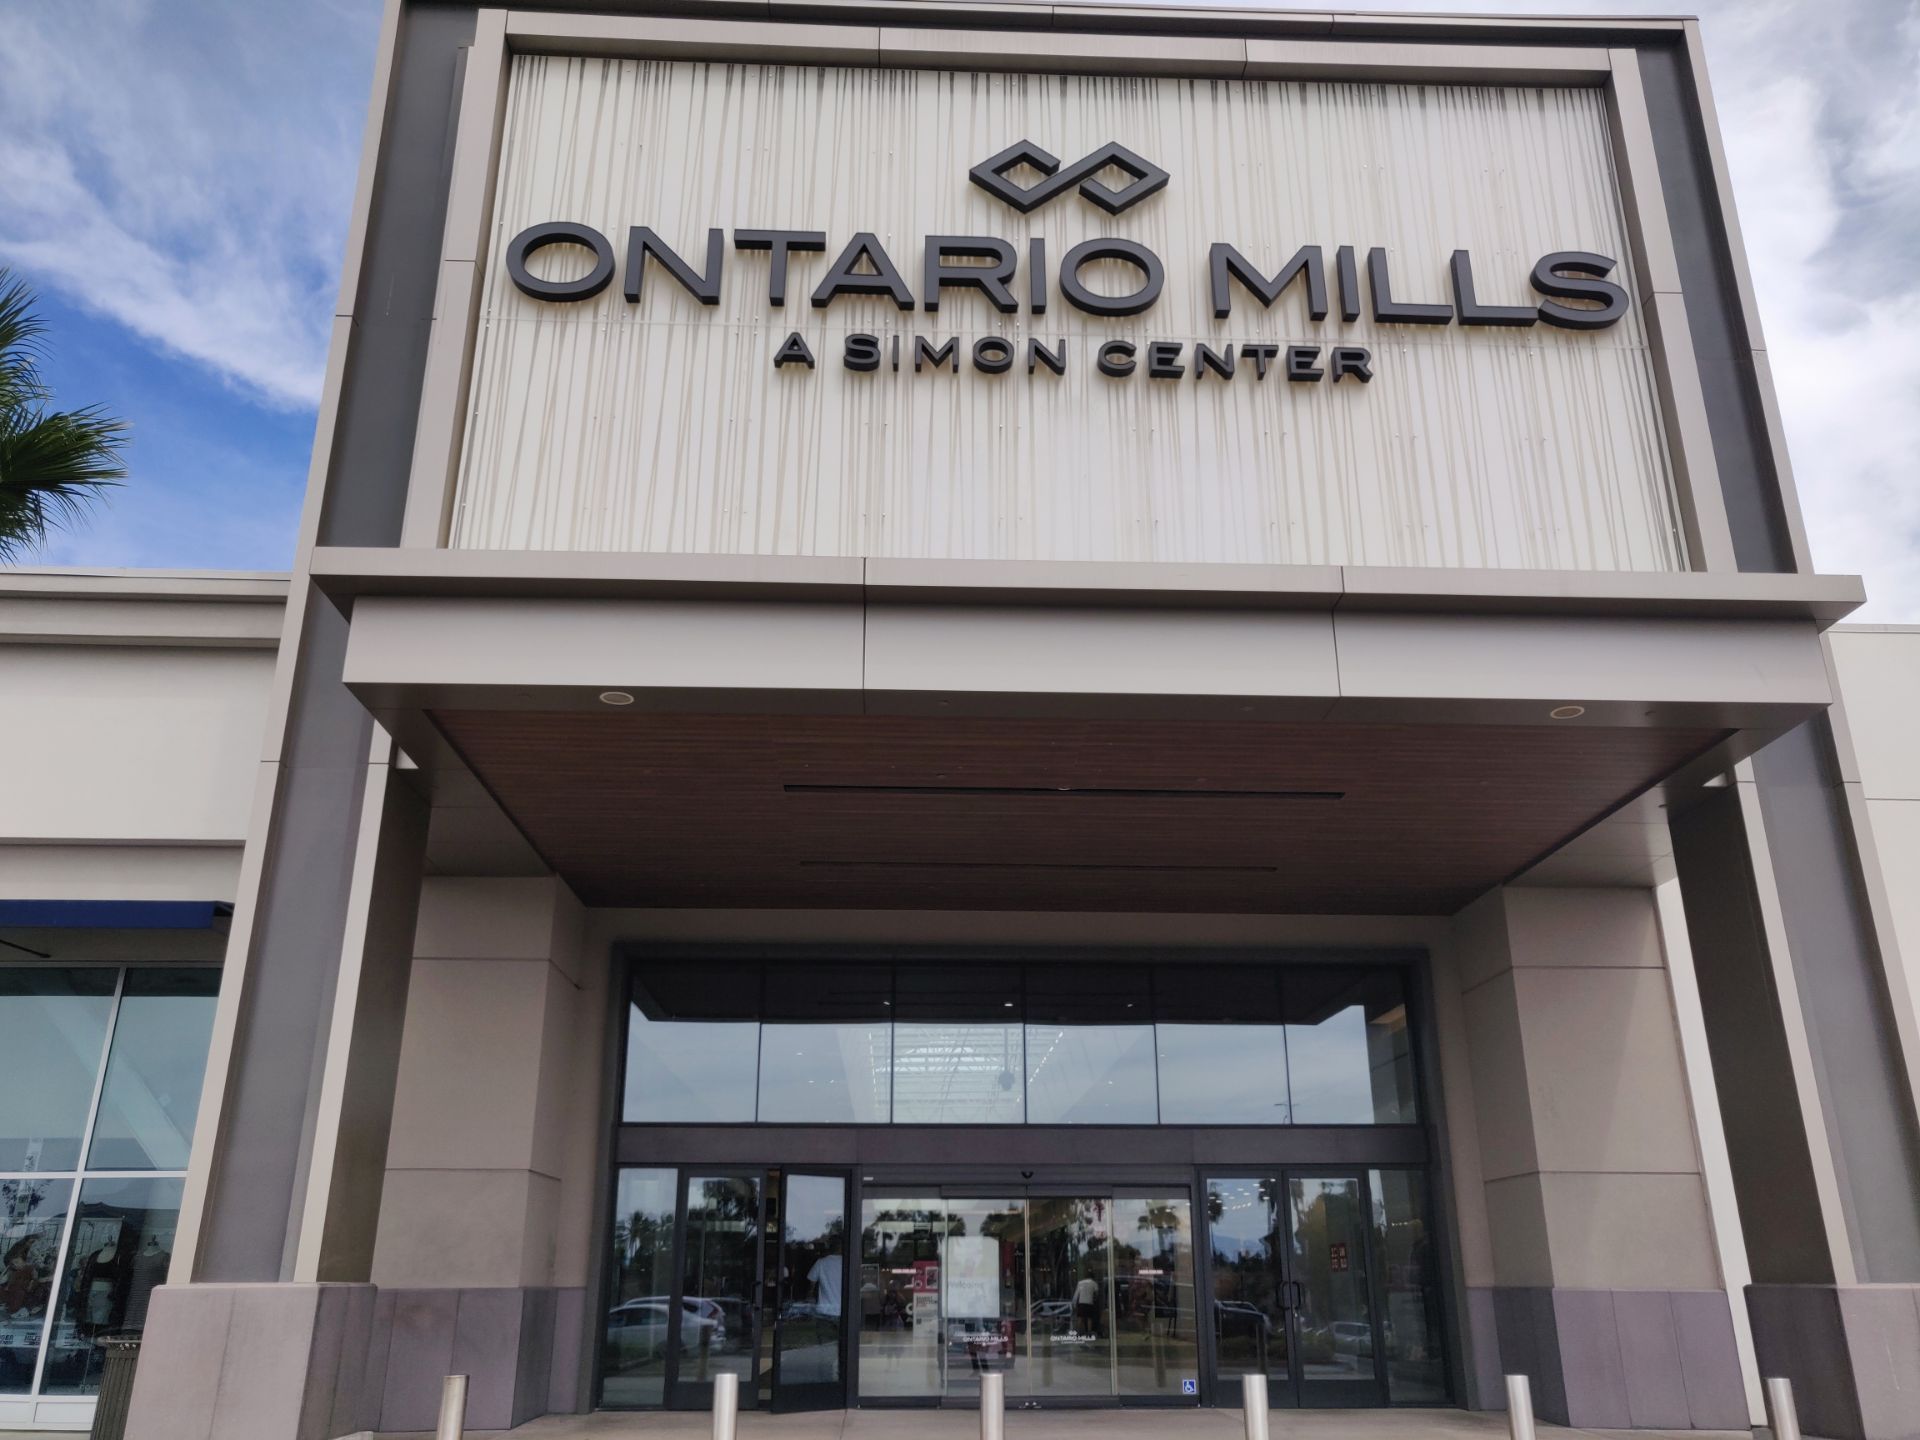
504,139,1630,386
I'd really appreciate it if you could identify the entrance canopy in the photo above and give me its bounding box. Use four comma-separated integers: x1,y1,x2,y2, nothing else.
316,548,1859,916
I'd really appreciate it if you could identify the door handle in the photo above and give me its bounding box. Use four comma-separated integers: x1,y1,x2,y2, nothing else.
1281,1281,1304,1310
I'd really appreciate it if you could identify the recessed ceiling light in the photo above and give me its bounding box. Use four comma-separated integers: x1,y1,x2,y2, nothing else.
599,691,635,706
1549,704,1585,720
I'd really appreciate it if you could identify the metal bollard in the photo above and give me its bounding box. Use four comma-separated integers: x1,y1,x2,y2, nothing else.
1504,1375,1536,1440
979,1370,1005,1440
1764,1377,1802,1440
712,1371,740,1440
1241,1372,1270,1440
435,1375,468,1440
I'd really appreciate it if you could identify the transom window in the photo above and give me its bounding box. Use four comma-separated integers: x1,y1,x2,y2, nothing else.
621,955,1417,1127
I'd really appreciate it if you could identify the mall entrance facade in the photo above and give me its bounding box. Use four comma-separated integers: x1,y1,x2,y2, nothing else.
600,953,1450,1413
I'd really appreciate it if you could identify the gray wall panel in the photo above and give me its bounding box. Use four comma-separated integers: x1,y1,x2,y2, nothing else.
1636,42,1794,573
1753,720,1920,1282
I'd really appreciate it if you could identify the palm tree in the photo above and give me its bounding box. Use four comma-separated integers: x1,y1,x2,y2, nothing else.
0,270,127,562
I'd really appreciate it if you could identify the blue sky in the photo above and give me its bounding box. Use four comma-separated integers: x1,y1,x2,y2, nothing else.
5,0,1918,617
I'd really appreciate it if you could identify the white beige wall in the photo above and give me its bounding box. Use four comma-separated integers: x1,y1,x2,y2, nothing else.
0,635,276,902
1827,625,1920,1065
454,57,1683,571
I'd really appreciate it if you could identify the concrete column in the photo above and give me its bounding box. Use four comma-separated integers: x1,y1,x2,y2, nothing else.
360,876,602,1432
1451,884,1748,1429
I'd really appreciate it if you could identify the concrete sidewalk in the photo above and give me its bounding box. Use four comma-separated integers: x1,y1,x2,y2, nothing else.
379,1409,1744,1440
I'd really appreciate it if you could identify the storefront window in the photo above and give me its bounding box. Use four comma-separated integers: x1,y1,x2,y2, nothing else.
86,971,219,1170
0,970,116,1172
0,966,216,1403
1368,1169,1446,1402
892,1024,1024,1124
623,1008,757,1124
0,1180,71,1394
38,1178,182,1395
1024,1025,1156,1124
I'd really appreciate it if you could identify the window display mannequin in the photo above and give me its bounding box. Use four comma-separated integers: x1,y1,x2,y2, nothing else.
124,1234,170,1330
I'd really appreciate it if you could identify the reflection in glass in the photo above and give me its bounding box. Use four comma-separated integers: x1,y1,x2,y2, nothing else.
892,1025,1024,1124
1025,1027,1156,1125
1026,1197,1112,1397
1206,1178,1290,1394
623,1007,758,1123
1113,1196,1198,1400
858,1199,946,1398
757,1024,890,1124
679,1175,761,1392
1287,1176,1375,1397
942,1198,1024,1400
87,970,219,1171
0,1179,72,1393
1156,1026,1290,1124
602,1168,678,1406
1284,969,1417,1124
39,1177,182,1395
775,1175,845,1389
0,969,116,1172
1369,1170,1446,1402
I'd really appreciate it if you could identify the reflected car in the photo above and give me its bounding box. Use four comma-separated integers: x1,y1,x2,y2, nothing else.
1212,1300,1273,1336
1330,1321,1373,1356
606,1300,719,1358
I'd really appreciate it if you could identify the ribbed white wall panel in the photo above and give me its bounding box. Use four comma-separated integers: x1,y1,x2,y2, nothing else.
451,57,1687,571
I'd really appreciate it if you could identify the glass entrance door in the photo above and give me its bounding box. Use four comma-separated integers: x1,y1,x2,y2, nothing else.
770,1172,849,1411
1204,1173,1386,1408
672,1173,763,1409
1026,1197,1114,1399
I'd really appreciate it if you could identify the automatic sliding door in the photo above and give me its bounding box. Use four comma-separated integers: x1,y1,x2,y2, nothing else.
941,1198,1025,1401
1026,1197,1114,1399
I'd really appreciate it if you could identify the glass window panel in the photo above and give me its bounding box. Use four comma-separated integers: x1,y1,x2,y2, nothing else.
623,1005,758,1123
602,1168,678,1407
942,1198,1024,1401
679,1175,761,1389
0,1179,72,1394
763,963,890,1021
1025,1026,1156,1124
894,964,1022,1021
86,969,219,1171
631,961,760,1021
1369,1169,1447,1402
858,1198,946,1398
1152,964,1281,1023
1113,1196,1198,1399
1026,963,1149,1024
0,969,116,1172
1155,1025,1289,1124
38,1176,181,1396
757,1023,890,1124
1284,969,1418,1124
891,1024,1023,1124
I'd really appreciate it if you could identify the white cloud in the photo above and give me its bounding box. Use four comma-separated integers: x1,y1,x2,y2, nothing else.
0,0,378,411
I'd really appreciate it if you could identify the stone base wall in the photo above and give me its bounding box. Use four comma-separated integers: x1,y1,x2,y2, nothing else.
1475,1286,1747,1430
